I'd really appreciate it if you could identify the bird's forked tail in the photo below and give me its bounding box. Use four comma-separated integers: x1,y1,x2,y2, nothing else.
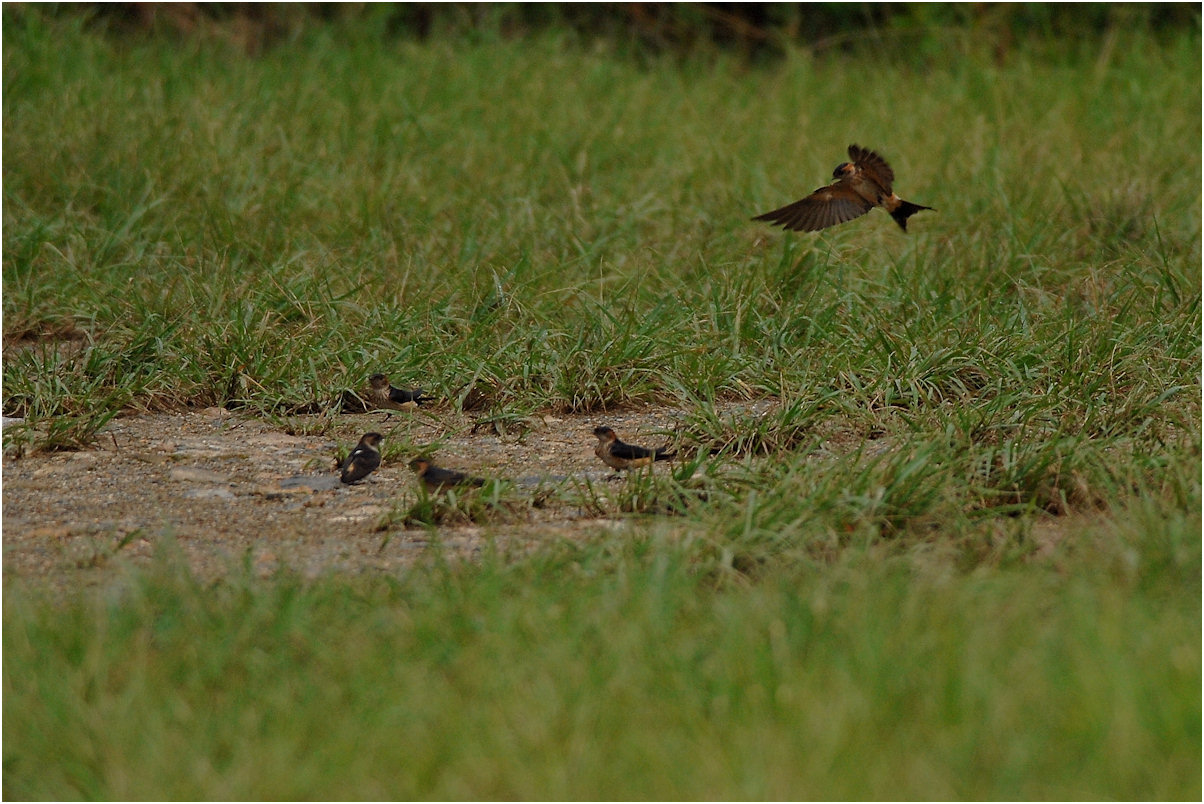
890,200,934,232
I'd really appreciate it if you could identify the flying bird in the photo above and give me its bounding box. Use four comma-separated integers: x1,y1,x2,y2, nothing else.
367,373,426,412
592,426,676,472
340,432,383,484
753,144,933,233
408,458,486,492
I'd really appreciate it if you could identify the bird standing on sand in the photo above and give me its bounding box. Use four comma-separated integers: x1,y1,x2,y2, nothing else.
592,426,676,472
408,458,486,492
340,432,383,484
367,373,425,412
753,144,933,233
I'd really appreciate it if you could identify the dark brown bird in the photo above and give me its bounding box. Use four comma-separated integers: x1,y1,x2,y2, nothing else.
367,373,425,412
593,426,675,472
340,432,383,484
408,458,486,492
753,144,933,232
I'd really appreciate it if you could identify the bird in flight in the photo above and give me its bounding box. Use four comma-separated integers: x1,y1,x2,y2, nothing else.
592,426,676,473
753,144,933,233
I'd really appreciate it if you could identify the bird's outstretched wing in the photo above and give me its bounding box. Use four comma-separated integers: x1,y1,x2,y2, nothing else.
848,144,894,192
752,185,874,232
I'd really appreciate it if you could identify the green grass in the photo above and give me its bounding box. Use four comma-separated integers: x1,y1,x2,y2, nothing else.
5,15,1198,431
4,520,1199,800
3,9,1201,800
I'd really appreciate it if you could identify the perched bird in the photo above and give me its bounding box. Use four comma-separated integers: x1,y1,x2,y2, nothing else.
367,373,425,412
593,426,676,472
408,458,486,492
753,144,933,233
340,432,383,484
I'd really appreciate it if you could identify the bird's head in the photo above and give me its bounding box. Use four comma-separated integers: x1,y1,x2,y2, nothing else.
832,161,856,180
361,432,384,448
368,373,389,389
408,457,430,473
593,426,617,442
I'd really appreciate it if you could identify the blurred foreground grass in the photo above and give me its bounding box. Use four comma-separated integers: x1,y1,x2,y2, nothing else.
4,507,1200,800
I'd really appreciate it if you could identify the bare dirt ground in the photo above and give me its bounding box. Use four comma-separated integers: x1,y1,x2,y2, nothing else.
4,400,1078,596
2,404,719,593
